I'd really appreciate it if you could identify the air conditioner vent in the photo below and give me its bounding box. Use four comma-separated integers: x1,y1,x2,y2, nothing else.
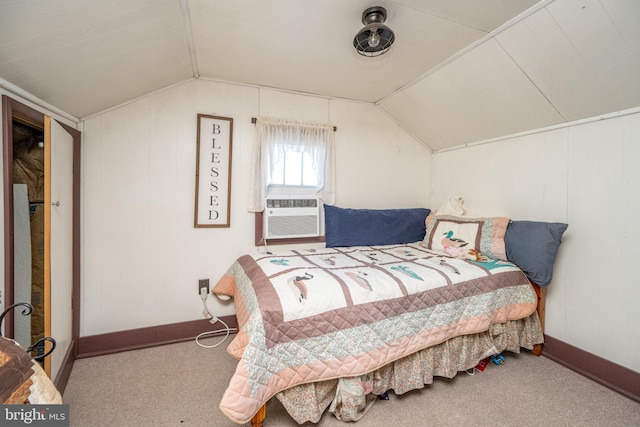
266,198,318,209
264,197,320,239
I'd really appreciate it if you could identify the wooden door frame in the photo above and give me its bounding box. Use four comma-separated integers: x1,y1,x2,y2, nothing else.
2,95,81,388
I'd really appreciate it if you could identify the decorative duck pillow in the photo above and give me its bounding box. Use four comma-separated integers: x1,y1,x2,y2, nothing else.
422,214,509,261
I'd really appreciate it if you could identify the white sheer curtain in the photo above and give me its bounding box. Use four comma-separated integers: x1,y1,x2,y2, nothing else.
248,116,335,212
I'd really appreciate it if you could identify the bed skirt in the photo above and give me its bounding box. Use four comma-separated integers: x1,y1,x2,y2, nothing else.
276,312,543,423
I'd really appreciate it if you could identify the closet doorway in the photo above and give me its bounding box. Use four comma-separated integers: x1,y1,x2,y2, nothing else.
11,117,45,355
2,95,80,385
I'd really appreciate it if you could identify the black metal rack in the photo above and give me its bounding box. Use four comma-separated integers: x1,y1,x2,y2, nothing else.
0,302,56,362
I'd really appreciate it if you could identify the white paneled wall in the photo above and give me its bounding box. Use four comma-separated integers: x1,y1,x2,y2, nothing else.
80,79,431,336
432,110,640,373
380,38,565,150
432,128,569,219
380,0,640,152
496,6,620,121
331,100,430,207
564,114,640,370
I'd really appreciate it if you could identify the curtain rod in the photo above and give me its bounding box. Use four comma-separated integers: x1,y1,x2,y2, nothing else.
251,117,336,132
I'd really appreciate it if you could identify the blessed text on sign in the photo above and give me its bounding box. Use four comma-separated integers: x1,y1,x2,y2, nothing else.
195,114,233,227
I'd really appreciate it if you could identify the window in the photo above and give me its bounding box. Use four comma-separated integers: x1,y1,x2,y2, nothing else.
249,117,335,245
268,142,320,189
248,117,335,212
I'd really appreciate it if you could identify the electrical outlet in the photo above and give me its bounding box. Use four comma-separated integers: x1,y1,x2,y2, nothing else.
198,279,210,295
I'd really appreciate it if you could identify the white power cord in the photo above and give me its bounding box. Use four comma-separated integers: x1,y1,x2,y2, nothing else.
200,287,212,319
195,288,237,349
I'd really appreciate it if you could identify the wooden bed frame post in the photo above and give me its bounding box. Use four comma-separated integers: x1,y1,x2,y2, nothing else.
251,404,266,427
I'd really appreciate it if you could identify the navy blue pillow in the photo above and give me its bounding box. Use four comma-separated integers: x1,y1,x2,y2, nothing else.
324,205,431,248
505,220,568,287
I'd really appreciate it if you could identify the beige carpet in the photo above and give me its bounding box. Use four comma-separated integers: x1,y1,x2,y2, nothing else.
63,335,640,426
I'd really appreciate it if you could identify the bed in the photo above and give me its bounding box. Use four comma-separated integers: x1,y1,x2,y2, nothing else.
213,205,567,425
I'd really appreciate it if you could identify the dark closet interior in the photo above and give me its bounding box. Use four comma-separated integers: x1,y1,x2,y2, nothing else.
12,118,45,357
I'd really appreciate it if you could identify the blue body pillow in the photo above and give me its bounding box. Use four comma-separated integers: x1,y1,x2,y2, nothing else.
504,220,568,287
324,205,431,248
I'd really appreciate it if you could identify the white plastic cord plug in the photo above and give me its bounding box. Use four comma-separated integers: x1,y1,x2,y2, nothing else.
200,288,212,318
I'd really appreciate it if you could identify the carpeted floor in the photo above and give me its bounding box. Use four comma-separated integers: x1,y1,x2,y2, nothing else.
63,336,640,426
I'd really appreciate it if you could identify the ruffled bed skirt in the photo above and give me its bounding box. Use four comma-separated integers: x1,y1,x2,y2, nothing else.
276,312,543,424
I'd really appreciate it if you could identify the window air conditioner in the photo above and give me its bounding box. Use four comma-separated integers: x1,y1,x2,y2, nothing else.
264,197,320,239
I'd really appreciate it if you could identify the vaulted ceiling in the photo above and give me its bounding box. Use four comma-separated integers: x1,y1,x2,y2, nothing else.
1,0,639,151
